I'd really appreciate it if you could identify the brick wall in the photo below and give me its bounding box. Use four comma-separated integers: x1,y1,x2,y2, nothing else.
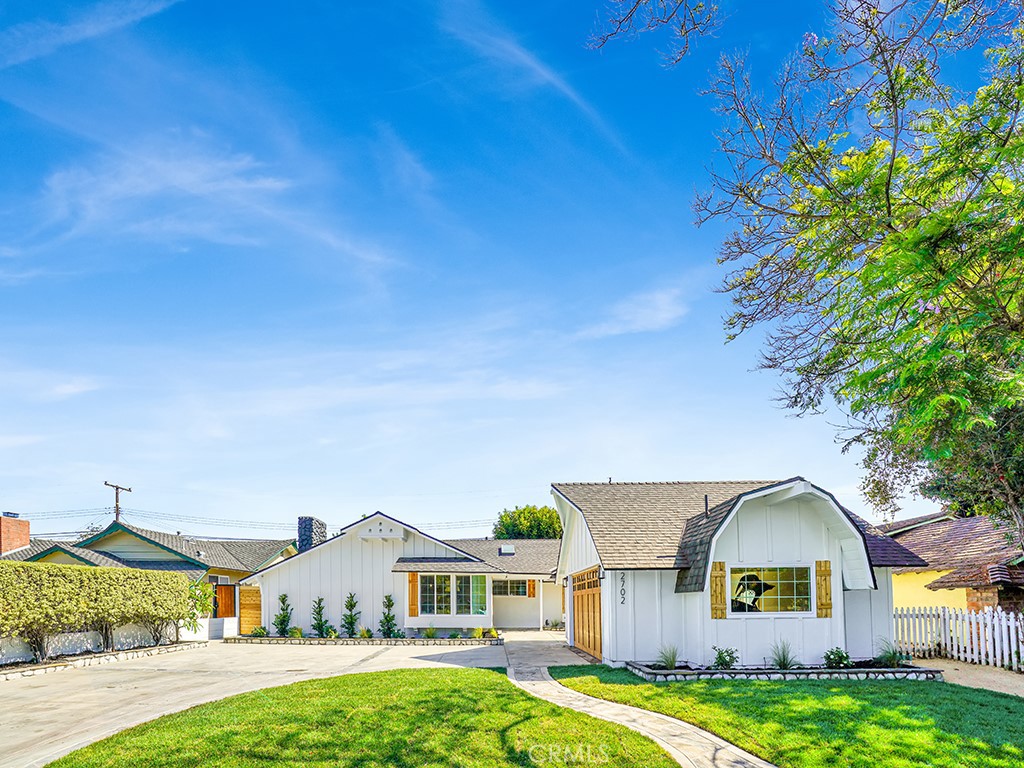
966,585,1024,613
965,586,999,613
0,514,30,555
996,586,1024,614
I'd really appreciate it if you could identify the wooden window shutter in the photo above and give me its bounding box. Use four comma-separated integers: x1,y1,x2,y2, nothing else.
710,561,727,619
527,579,536,598
408,572,419,617
816,560,832,618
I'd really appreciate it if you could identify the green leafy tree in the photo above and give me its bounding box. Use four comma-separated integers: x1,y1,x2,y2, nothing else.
310,596,335,638
378,593,398,639
493,505,562,539
591,1,1024,543
341,592,360,638
272,593,293,637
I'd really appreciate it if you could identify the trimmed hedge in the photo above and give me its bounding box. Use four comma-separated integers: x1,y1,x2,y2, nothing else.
0,561,193,661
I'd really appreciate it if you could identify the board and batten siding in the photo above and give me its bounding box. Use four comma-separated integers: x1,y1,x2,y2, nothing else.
602,494,887,666
251,520,491,634
551,493,602,648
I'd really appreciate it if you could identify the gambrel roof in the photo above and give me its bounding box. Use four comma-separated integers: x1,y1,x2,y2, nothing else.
552,477,925,592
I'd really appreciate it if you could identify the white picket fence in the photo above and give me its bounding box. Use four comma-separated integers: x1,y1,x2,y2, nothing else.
894,606,1024,671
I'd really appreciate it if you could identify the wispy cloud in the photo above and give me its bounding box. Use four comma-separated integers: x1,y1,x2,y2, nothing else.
7,135,391,268
0,0,180,70
578,285,689,339
439,1,625,152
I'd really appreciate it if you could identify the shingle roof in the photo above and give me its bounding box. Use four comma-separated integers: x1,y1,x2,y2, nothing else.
889,515,1023,572
392,557,503,574
80,521,295,574
218,539,296,571
0,539,128,567
877,511,956,535
926,564,1024,590
1,538,66,561
554,478,925,592
552,480,781,572
443,538,560,577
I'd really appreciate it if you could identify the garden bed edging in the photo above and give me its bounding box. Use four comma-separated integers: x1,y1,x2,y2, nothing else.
1,641,208,682
626,661,943,682
225,636,503,646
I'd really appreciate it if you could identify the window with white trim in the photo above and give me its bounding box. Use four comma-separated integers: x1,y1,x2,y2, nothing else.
729,566,811,613
492,579,528,596
419,574,451,615
456,575,487,615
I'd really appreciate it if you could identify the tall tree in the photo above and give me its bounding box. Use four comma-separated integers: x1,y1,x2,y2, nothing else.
493,505,563,539
593,1,1024,547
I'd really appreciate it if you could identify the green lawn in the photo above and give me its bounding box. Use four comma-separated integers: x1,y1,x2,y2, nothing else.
52,668,675,768
549,665,1024,768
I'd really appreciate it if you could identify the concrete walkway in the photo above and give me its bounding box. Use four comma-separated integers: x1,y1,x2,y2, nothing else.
919,657,1024,698
502,636,774,768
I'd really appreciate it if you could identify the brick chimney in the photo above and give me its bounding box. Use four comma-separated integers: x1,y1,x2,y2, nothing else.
298,516,327,553
0,512,30,555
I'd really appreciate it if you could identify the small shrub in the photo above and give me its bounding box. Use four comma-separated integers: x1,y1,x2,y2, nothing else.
249,625,268,638
448,631,461,639
487,627,498,638
287,626,303,638
423,626,438,639
823,646,853,669
272,594,293,637
311,596,335,638
341,592,360,638
471,626,484,639
769,639,799,669
394,629,406,638
325,628,338,639
875,637,908,668
656,644,679,670
358,626,373,638
378,594,398,638
711,645,739,670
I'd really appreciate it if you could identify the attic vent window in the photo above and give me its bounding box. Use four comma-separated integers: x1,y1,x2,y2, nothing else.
498,544,516,556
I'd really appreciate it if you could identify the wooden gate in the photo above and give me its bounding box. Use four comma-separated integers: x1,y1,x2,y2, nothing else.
239,585,262,634
572,567,601,660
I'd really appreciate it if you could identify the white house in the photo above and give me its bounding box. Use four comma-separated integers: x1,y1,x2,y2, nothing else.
551,477,926,667
241,512,561,634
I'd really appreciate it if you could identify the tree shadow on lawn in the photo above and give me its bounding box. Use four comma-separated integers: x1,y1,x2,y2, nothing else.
51,668,674,768
548,665,1024,768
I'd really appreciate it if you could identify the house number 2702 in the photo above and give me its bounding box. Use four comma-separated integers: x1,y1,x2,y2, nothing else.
619,572,626,605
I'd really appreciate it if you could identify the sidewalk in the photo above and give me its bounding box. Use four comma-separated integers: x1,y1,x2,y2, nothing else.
919,657,1024,698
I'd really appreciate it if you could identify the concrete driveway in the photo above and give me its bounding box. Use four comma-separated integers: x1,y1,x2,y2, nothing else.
1,633,580,768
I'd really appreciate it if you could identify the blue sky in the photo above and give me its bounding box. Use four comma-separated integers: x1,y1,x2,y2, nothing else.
0,0,931,540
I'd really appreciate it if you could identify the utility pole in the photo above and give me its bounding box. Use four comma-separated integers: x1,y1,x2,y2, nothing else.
104,481,132,523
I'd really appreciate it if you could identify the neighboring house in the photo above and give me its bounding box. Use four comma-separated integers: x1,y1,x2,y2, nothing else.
0,513,297,636
241,513,561,633
551,477,925,667
880,512,1024,613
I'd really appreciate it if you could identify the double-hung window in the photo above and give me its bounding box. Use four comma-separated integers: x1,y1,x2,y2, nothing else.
419,575,451,615
456,575,487,615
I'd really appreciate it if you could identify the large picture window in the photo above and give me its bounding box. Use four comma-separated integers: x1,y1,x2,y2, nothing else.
419,575,451,615
492,579,528,596
729,567,811,614
456,575,487,615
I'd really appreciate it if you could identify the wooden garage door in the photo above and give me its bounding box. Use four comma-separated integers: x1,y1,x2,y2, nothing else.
572,567,601,660
239,585,262,635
